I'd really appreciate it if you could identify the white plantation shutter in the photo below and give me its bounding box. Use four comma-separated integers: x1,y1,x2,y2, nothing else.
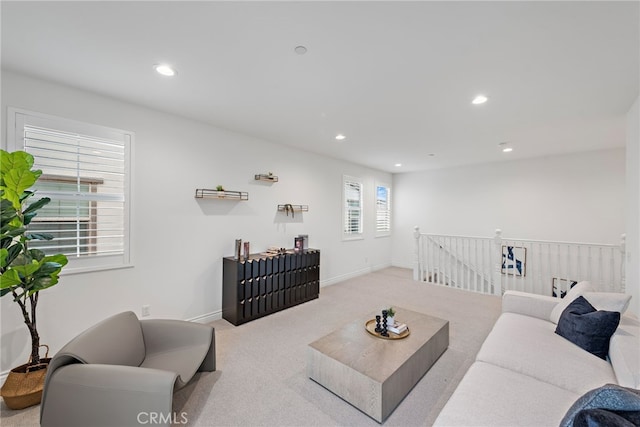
9,108,132,272
343,176,363,238
376,184,391,236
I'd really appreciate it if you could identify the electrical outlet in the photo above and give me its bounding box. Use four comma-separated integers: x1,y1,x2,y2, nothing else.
142,305,150,317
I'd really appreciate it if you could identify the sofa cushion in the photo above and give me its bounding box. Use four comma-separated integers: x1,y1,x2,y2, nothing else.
555,296,621,360
559,383,640,427
550,281,593,324
609,316,640,389
583,292,632,314
476,312,617,394
433,361,581,427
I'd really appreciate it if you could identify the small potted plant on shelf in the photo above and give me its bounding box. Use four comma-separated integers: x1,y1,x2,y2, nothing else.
0,150,68,409
216,185,225,197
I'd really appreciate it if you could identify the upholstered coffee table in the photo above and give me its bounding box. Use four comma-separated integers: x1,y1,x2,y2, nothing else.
307,307,449,422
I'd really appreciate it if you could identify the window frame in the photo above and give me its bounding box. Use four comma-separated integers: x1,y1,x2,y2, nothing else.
7,107,134,274
375,182,392,237
342,175,364,241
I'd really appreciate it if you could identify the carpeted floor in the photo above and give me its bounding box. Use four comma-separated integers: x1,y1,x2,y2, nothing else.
0,267,502,426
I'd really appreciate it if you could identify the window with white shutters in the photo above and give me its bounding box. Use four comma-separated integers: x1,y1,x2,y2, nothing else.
8,108,132,273
376,184,391,236
343,175,363,239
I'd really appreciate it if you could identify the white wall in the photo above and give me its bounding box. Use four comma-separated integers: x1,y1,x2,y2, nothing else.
0,71,392,374
392,149,626,269
626,97,639,319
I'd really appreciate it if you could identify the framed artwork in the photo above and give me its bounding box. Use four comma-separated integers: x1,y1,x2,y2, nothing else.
501,246,526,276
552,278,578,298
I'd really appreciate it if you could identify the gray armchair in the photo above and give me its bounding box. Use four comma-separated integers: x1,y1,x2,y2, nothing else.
40,311,215,427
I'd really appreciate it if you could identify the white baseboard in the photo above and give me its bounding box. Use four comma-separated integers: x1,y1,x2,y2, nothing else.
185,310,222,324
320,262,391,287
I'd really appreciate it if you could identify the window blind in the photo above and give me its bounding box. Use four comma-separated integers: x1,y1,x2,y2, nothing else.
9,108,132,271
376,185,391,235
343,177,363,236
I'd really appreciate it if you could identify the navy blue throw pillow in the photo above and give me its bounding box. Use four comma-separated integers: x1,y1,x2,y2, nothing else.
555,295,620,360
560,384,640,427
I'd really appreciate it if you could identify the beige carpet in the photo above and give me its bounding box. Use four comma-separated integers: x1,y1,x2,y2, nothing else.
0,267,502,426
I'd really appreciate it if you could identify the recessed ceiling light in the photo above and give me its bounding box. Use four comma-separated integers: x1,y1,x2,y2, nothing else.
154,64,176,77
394,163,402,167
428,153,435,157
472,94,488,105
294,46,308,55
335,134,346,140
499,142,513,152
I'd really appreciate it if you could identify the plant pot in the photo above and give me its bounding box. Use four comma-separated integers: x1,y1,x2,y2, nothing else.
0,358,51,410
387,316,395,327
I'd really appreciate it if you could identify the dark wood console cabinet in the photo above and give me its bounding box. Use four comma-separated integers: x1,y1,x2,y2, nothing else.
222,249,320,326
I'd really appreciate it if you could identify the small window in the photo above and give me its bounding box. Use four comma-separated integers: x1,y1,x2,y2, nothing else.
343,175,363,239
8,108,132,273
376,183,391,236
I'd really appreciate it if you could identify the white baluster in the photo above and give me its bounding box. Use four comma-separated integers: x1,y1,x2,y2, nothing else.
493,229,502,295
413,226,421,281
620,234,626,293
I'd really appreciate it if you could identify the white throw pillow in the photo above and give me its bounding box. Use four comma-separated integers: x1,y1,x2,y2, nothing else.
583,292,631,314
549,281,593,324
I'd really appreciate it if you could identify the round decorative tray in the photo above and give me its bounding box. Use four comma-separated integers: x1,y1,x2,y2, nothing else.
365,319,410,340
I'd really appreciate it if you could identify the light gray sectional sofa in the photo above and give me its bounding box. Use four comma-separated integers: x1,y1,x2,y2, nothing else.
434,284,639,426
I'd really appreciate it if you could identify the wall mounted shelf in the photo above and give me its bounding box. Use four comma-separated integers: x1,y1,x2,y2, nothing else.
195,189,249,200
254,174,278,182
278,204,309,214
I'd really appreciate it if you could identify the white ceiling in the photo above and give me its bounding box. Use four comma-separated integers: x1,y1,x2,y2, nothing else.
2,1,638,173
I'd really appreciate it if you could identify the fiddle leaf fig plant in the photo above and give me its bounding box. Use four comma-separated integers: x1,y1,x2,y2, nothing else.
0,149,68,366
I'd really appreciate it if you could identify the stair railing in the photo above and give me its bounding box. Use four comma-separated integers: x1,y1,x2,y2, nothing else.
414,226,626,297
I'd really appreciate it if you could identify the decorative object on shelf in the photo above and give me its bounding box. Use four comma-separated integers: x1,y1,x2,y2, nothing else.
194,189,249,200
387,307,396,326
216,185,224,191
265,247,287,256
0,150,69,409
294,236,304,253
365,319,410,340
254,173,278,182
243,242,250,260
277,204,309,217
235,239,242,260
284,203,294,217
297,234,308,250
